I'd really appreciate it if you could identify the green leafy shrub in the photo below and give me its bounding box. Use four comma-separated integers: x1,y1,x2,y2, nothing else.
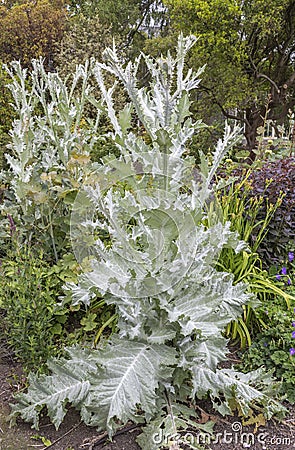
0,237,116,372
10,36,286,448
239,253,295,403
240,295,295,404
0,246,67,372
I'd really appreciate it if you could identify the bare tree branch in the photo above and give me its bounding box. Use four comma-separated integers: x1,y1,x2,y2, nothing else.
256,73,280,93
199,83,250,127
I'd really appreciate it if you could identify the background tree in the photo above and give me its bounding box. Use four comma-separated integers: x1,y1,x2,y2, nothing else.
0,0,67,69
55,14,116,75
162,0,295,159
66,0,167,52
0,0,68,169
0,63,15,167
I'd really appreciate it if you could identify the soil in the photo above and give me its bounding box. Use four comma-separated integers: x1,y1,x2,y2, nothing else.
1,345,295,450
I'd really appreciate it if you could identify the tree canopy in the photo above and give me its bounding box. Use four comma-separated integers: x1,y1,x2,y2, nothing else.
0,0,67,69
163,0,295,157
66,0,165,45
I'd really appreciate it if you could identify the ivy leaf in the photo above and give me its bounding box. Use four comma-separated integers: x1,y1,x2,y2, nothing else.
80,313,97,331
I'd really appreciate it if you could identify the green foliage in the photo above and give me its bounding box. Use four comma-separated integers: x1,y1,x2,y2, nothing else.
240,295,295,404
0,0,67,69
10,36,286,446
165,0,244,109
66,0,165,42
162,0,295,155
0,241,115,372
60,282,117,346
55,13,116,76
0,246,66,372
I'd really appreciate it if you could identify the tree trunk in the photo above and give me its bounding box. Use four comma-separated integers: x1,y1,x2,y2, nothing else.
244,107,265,162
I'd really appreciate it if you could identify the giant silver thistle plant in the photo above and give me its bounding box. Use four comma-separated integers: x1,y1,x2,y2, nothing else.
10,35,286,449
0,58,99,260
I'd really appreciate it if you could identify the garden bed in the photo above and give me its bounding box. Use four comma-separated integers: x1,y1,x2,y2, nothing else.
1,348,295,450
1,33,295,450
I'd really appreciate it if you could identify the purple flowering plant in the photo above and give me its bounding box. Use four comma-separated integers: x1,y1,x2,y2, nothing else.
274,251,295,288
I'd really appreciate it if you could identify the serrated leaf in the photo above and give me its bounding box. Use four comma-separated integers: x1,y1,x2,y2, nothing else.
191,367,287,418
242,412,266,433
83,337,177,435
177,92,192,123
179,336,228,371
118,103,133,133
10,347,96,429
162,269,251,338
11,341,177,437
136,398,214,450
